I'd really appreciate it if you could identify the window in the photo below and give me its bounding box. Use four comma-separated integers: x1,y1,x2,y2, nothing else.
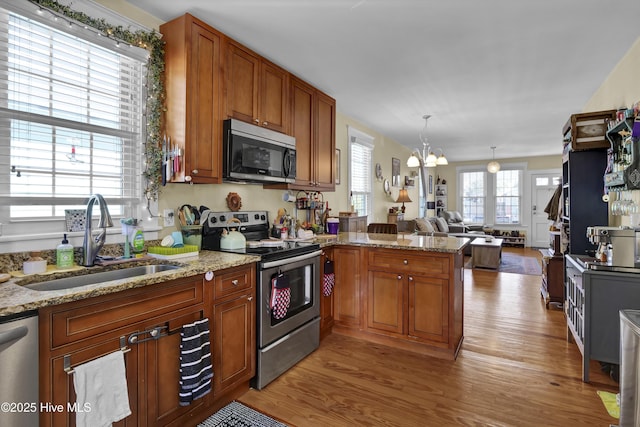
348,126,374,218
460,171,485,223
458,165,525,225
495,169,522,224
0,3,147,236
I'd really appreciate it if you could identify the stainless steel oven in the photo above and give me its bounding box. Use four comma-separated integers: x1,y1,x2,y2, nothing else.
201,210,321,390
254,249,321,390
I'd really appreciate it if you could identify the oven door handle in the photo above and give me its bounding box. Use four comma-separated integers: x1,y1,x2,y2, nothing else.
261,249,323,269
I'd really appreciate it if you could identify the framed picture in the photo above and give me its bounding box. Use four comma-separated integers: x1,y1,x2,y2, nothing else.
428,174,433,194
335,148,341,185
391,157,400,187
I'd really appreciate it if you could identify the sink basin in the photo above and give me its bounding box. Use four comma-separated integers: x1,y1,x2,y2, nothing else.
23,264,182,292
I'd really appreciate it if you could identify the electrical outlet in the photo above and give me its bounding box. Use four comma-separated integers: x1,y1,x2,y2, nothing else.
163,209,175,227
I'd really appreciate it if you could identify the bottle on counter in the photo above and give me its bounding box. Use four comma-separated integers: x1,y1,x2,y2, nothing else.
56,234,74,269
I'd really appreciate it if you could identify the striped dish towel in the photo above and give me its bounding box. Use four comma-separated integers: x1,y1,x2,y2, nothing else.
179,318,213,406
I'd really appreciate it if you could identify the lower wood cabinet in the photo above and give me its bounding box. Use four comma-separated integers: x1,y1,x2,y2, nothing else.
39,263,256,427
212,265,256,396
367,251,449,344
333,246,463,359
333,246,363,328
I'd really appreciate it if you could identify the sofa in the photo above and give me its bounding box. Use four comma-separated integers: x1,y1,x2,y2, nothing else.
438,210,485,233
398,216,486,255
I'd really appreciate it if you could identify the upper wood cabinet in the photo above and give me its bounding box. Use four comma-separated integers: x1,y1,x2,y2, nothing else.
225,41,290,134
161,14,223,183
287,76,336,191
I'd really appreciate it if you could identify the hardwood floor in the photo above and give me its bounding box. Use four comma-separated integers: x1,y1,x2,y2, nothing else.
239,247,619,426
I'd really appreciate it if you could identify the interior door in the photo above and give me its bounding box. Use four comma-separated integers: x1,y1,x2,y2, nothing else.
530,172,562,248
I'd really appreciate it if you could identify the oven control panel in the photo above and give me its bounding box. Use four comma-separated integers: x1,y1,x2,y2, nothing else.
202,210,269,229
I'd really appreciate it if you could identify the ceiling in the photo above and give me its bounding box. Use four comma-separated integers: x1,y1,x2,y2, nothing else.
129,0,640,162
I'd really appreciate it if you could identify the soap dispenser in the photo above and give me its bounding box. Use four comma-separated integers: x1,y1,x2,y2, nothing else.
56,234,74,269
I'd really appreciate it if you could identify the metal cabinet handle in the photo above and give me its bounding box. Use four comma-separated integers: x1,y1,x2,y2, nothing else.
397,275,402,280
247,296,253,301
263,121,268,126
231,279,239,286
403,259,408,265
408,276,414,281
192,169,198,174
254,118,260,123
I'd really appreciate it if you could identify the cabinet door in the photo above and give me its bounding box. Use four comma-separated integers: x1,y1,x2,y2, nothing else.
408,274,448,343
213,292,256,395
366,270,404,336
333,247,362,327
290,76,314,187
260,61,289,133
44,340,140,427
314,90,336,190
226,42,259,124
143,308,207,426
162,14,223,184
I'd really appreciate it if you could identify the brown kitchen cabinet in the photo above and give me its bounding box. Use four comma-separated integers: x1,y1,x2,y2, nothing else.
39,275,208,427
211,264,256,396
161,14,224,184
267,76,336,191
225,41,290,134
320,248,335,340
333,246,363,328
540,248,564,308
366,249,450,344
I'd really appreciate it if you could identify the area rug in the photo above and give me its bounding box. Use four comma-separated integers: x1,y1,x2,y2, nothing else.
465,252,542,275
198,401,288,427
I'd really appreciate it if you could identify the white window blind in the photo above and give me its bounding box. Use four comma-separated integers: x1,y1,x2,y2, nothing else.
495,169,522,224
349,127,374,218
0,5,145,228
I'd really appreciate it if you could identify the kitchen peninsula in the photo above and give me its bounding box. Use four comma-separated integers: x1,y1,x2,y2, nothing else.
322,232,468,360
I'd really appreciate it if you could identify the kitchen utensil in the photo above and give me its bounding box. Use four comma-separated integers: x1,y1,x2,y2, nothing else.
220,218,246,250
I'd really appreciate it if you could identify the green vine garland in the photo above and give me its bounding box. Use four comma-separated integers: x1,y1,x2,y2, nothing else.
28,0,165,203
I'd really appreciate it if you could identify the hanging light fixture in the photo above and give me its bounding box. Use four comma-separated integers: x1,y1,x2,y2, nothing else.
407,115,448,168
487,146,500,173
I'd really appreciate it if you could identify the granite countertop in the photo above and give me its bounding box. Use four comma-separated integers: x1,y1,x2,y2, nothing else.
0,251,260,317
322,232,469,253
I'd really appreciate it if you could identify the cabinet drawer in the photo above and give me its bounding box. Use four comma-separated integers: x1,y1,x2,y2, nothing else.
368,249,449,276
48,276,204,348
214,264,255,301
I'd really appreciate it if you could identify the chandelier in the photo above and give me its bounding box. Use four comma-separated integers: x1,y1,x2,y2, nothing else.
407,115,447,168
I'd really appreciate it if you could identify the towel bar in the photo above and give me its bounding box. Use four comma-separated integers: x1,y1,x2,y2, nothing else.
64,336,130,375
127,325,169,345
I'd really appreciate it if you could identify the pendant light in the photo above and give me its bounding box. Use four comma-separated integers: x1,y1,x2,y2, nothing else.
407,115,448,168
487,146,500,173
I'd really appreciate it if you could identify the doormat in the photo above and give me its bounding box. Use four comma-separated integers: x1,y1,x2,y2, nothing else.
465,252,542,276
198,401,288,427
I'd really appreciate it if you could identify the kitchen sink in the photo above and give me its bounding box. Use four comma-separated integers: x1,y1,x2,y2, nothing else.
22,264,183,292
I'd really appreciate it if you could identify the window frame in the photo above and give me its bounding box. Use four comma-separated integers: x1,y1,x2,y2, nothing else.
348,126,374,219
457,162,527,226
0,0,157,249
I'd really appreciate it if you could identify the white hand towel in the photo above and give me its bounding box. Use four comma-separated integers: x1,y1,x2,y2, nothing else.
73,350,131,427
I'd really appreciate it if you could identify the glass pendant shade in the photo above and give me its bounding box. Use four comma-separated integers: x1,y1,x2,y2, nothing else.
407,154,420,167
487,146,500,173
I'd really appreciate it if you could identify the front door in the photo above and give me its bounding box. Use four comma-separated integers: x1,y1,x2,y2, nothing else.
530,172,562,248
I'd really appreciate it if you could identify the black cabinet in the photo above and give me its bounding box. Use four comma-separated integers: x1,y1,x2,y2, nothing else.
561,149,608,256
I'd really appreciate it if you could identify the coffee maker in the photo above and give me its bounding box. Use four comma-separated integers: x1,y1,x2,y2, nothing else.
586,226,640,268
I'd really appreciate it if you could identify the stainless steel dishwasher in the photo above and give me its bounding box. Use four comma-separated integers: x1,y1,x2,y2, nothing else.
0,310,39,427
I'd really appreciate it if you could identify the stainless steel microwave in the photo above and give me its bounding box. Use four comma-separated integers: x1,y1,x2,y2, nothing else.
223,119,296,184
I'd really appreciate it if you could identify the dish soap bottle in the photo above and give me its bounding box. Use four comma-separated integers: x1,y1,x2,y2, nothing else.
131,226,145,256
56,234,74,269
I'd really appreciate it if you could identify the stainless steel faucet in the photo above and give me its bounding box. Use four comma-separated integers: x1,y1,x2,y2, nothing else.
82,194,113,266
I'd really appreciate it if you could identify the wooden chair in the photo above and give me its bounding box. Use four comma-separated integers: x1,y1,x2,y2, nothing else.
367,223,398,234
